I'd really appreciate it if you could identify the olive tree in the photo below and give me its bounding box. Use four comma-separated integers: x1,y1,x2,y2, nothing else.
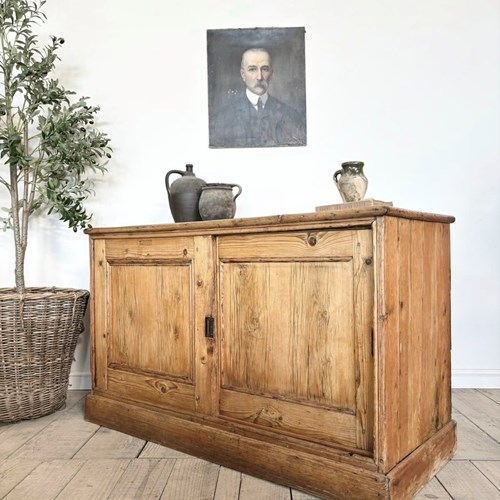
0,0,111,292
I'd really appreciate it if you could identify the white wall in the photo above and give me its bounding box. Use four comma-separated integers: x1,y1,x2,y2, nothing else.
1,0,499,388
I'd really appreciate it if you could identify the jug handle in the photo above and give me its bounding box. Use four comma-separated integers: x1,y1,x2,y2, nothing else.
165,170,185,195
230,183,243,200
333,170,342,186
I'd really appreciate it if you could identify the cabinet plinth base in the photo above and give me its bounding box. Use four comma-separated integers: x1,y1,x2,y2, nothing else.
85,394,456,500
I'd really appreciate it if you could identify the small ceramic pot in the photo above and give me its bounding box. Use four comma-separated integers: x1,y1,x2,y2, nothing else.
333,161,368,202
199,183,242,220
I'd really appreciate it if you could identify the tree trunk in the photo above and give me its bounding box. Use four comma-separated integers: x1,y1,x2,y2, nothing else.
10,165,26,293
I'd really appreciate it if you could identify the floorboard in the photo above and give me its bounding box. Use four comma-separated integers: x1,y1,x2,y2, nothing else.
0,389,498,499
436,461,500,499
453,410,500,460
159,458,220,500
56,459,131,499
452,389,500,442
107,458,175,499
413,477,452,499
2,460,84,500
213,467,242,500
73,427,146,459
0,460,41,498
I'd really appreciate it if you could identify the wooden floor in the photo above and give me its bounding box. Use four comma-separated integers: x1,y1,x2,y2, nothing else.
0,389,499,499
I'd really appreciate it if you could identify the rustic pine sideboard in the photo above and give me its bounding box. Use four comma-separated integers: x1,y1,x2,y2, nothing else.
85,207,456,499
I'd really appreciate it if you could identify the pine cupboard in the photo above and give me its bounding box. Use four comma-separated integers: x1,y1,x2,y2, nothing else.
85,207,456,499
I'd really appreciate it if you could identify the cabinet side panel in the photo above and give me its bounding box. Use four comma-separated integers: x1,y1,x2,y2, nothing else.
435,223,452,427
376,217,453,472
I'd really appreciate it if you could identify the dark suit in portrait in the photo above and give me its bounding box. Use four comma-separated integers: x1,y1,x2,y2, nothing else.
210,93,306,148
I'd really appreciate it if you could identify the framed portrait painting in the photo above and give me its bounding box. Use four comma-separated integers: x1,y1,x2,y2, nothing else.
207,27,307,149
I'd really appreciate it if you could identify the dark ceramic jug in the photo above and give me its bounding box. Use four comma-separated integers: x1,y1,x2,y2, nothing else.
199,183,242,220
165,164,206,222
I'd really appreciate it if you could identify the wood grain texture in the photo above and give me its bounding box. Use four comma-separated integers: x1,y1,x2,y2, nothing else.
452,410,500,460
413,477,452,499
86,210,455,499
193,236,217,415
56,459,130,499
0,394,84,460
139,441,191,459
9,406,99,460
480,389,500,405
86,394,388,499
352,229,375,450
85,206,454,237
386,420,456,499
105,236,194,260
107,458,175,499
0,459,41,498
376,217,453,472
218,229,373,452
3,459,84,500
73,426,145,459
159,458,220,500
239,473,291,499
213,467,242,500
91,239,108,391
436,460,500,499
106,368,196,413
472,461,500,491
220,260,355,408
453,389,500,442
2,389,497,500
219,389,357,448
292,489,325,500
0,415,55,459
108,263,193,378
218,230,355,260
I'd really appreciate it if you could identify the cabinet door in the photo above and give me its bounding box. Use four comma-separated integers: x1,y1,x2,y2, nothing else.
92,236,214,414
217,229,373,452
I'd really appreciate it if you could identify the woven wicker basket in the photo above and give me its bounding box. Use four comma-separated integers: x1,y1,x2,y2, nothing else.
0,287,89,423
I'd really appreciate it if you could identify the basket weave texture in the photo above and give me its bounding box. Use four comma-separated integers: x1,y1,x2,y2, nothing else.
0,287,89,423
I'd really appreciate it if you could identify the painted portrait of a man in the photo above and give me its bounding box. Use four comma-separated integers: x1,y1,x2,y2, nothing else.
207,27,307,149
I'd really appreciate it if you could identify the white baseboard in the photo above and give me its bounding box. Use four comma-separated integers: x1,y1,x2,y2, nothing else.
69,372,92,390
68,370,500,391
452,369,500,389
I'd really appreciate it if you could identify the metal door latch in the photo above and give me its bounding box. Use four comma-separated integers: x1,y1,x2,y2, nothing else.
205,315,215,338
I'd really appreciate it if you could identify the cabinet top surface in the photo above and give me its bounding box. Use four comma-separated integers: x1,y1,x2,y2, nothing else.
85,206,455,237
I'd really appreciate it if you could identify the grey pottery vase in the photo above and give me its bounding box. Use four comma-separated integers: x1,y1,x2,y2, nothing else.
165,164,206,222
333,161,368,202
199,183,242,220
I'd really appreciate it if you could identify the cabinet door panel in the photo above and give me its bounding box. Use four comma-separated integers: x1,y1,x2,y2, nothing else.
221,260,355,410
93,235,216,414
218,229,373,451
108,263,192,380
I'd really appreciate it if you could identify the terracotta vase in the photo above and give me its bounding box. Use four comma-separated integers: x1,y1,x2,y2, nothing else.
165,164,206,222
333,161,368,202
199,183,242,220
